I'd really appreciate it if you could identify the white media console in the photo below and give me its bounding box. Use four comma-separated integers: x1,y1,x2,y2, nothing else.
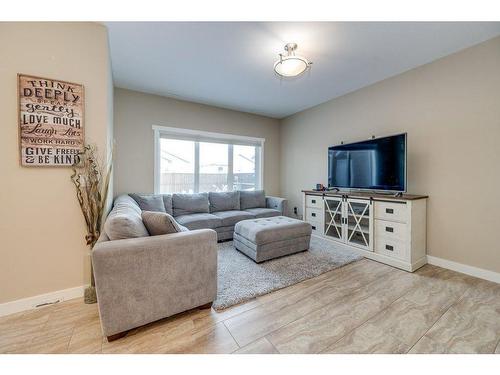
302,190,428,272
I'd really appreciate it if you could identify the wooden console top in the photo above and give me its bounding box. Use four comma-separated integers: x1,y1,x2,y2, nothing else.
302,190,428,202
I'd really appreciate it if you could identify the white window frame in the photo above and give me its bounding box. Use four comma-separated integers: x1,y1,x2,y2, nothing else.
153,125,265,194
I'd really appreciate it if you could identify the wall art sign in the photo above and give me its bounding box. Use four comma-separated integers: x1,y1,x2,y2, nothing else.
18,74,85,166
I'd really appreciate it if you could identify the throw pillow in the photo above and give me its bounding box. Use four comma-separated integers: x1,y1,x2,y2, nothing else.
129,193,167,213
141,211,182,236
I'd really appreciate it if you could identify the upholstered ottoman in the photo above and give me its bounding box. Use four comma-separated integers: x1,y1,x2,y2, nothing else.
233,216,312,263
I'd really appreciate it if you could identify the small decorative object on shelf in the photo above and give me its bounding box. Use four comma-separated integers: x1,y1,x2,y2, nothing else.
314,183,326,191
70,144,112,304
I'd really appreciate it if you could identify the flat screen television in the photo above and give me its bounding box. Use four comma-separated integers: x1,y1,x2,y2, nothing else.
328,133,407,192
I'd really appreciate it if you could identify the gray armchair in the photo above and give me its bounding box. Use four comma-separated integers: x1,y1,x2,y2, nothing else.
92,228,217,341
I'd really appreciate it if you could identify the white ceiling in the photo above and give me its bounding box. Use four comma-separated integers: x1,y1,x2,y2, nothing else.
106,22,500,119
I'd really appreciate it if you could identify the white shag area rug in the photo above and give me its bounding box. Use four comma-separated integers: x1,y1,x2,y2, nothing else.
214,236,363,310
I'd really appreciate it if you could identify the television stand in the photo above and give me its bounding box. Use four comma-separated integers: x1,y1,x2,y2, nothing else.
366,190,403,197
302,190,428,272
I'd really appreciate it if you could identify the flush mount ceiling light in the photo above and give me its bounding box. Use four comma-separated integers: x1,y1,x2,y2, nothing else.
273,43,312,78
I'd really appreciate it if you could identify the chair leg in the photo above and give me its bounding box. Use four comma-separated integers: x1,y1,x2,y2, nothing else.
106,302,213,342
199,302,213,309
107,331,129,342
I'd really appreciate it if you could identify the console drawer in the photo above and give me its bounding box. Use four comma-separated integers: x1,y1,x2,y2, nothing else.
375,237,407,260
306,207,322,222
375,219,407,242
374,201,408,223
305,195,323,209
307,220,322,236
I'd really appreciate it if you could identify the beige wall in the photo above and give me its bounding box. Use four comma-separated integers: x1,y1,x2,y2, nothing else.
0,23,113,304
280,36,500,273
2,25,497,306
113,88,281,196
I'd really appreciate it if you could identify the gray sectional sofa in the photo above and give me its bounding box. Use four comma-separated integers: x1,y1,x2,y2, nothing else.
129,190,287,241
92,190,287,340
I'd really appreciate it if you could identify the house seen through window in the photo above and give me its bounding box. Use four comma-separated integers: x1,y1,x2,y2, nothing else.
155,128,262,194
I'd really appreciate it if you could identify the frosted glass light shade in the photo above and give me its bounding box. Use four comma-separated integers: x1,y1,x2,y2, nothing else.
273,55,309,77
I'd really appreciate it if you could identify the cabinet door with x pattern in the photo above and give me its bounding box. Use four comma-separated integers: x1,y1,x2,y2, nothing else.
324,197,344,242
345,198,373,251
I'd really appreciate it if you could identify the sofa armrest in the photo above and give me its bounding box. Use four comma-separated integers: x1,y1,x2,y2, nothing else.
266,196,288,216
92,229,217,336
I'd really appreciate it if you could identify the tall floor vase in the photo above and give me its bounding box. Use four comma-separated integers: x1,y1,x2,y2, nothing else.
84,258,97,304
70,144,112,305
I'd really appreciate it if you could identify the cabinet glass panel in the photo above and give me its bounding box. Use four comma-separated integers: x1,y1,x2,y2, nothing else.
324,198,343,240
346,200,371,249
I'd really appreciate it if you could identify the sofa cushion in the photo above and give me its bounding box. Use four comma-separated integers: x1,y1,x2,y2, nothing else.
104,196,149,240
209,191,240,212
129,193,166,213
175,213,222,230
172,193,209,217
244,207,281,219
216,227,234,241
161,194,173,215
215,225,234,234
212,210,255,226
141,211,181,236
239,190,266,210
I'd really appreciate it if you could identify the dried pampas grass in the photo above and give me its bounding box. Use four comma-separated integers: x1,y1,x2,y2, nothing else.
71,144,112,303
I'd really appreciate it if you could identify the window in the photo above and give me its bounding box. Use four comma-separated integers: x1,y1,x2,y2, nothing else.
233,144,258,191
199,142,228,192
159,138,195,193
154,126,263,194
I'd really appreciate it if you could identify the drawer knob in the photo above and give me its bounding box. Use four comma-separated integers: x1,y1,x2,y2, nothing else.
385,244,394,251
312,199,316,204
311,212,316,217
386,208,394,214
385,227,394,233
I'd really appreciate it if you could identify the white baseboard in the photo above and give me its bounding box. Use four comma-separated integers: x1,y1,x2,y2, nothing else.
427,256,500,284
0,285,87,318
